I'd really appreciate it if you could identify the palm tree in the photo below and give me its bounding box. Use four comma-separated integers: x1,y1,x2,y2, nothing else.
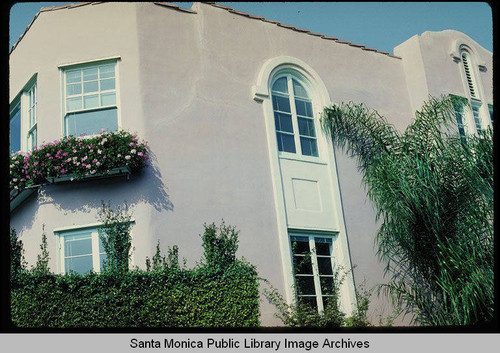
321,95,493,326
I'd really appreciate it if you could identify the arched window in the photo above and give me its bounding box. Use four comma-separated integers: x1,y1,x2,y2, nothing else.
461,49,483,132
253,56,357,316
271,73,318,157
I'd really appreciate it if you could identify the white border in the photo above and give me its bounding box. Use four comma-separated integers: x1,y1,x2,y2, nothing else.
253,56,357,315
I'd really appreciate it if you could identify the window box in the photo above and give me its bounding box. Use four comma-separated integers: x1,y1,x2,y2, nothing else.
10,186,37,212
46,166,131,184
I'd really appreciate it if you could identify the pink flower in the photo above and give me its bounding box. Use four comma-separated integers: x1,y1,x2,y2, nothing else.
61,169,67,174
131,149,136,154
125,155,131,160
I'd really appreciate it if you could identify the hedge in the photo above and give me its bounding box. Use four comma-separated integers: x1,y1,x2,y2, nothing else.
11,262,260,328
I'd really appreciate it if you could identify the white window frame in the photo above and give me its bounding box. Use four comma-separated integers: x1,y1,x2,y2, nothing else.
253,56,357,316
9,74,38,153
55,224,107,275
289,232,340,313
26,82,37,151
59,57,121,137
456,46,491,135
271,72,319,158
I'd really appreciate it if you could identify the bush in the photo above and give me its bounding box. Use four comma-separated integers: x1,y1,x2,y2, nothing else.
10,221,260,328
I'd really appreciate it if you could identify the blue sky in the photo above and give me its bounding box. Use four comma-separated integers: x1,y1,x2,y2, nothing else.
9,2,493,54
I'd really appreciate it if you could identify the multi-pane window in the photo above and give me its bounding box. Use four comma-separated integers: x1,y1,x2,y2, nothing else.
27,84,37,151
9,80,37,153
57,228,107,274
290,234,337,312
63,61,118,136
456,49,491,136
271,75,318,157
9,103,21,153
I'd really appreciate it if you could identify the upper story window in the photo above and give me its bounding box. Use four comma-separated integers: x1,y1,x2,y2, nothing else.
455,47,491,136
10,76,37,153
271,74,318,157
62,60,119,137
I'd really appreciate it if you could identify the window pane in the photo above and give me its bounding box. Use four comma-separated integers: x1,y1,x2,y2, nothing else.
66,83,82,96
298,296,317,310
66,70,81,84
295,99,313,117
65,255,93,274
298,117,316,137
274,112,293,133
291,237,310,255
67,97,82,111
84,94,99,109
277,132,296,153
455,112,466,137
272,77,288,94
296,275,316,295
66,107,118,136
315,238,332,255
300,137,318,157
28,130,37,151
293,79,309,98
99,64,115,79
293,255,313,275
10,106,21,153
101,92,116,106
317,257,333,275
272,94,291,112
100,78,115,91
83,67,98,81
320,276,335,295
65,237,92,257
83,81,99,93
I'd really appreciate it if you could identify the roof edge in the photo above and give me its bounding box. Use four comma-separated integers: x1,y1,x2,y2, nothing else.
205,2,401,59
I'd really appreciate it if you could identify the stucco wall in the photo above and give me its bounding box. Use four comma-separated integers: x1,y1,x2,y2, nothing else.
395,30,493,113
11,2,490,327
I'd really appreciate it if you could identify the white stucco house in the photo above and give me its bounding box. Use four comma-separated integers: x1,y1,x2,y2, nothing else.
9,2,492,326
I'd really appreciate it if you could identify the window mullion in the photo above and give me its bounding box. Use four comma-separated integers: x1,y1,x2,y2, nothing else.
309,237,324,313
288,76,301,154
91,231,100,273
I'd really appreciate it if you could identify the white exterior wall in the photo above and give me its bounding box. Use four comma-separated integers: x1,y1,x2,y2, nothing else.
9,2,492,326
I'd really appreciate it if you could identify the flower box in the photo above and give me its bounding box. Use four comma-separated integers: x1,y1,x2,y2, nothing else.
45,166,132,184
10,187,37,212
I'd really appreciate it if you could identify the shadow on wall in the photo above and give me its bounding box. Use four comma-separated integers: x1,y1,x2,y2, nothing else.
13,151,173,230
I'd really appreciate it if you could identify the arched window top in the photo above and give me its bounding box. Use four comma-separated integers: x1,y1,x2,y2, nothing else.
252,56,331,105
272,74,311,99
460,50,478,99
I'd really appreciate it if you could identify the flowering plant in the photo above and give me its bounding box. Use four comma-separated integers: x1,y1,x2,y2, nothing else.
10,130,149,192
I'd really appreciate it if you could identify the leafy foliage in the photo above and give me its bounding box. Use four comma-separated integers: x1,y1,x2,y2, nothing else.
98,202,133,273
321,95,493,325
201,221,239,270
10,229,26,277
9,130,149,192
263,267,370,327
10,221,260,328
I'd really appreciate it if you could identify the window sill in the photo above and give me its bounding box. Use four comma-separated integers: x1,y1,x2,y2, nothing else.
278,152,327,165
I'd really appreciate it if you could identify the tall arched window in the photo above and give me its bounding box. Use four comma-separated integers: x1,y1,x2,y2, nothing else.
271,74,318,157
253,56,357,316
461,49,483,132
